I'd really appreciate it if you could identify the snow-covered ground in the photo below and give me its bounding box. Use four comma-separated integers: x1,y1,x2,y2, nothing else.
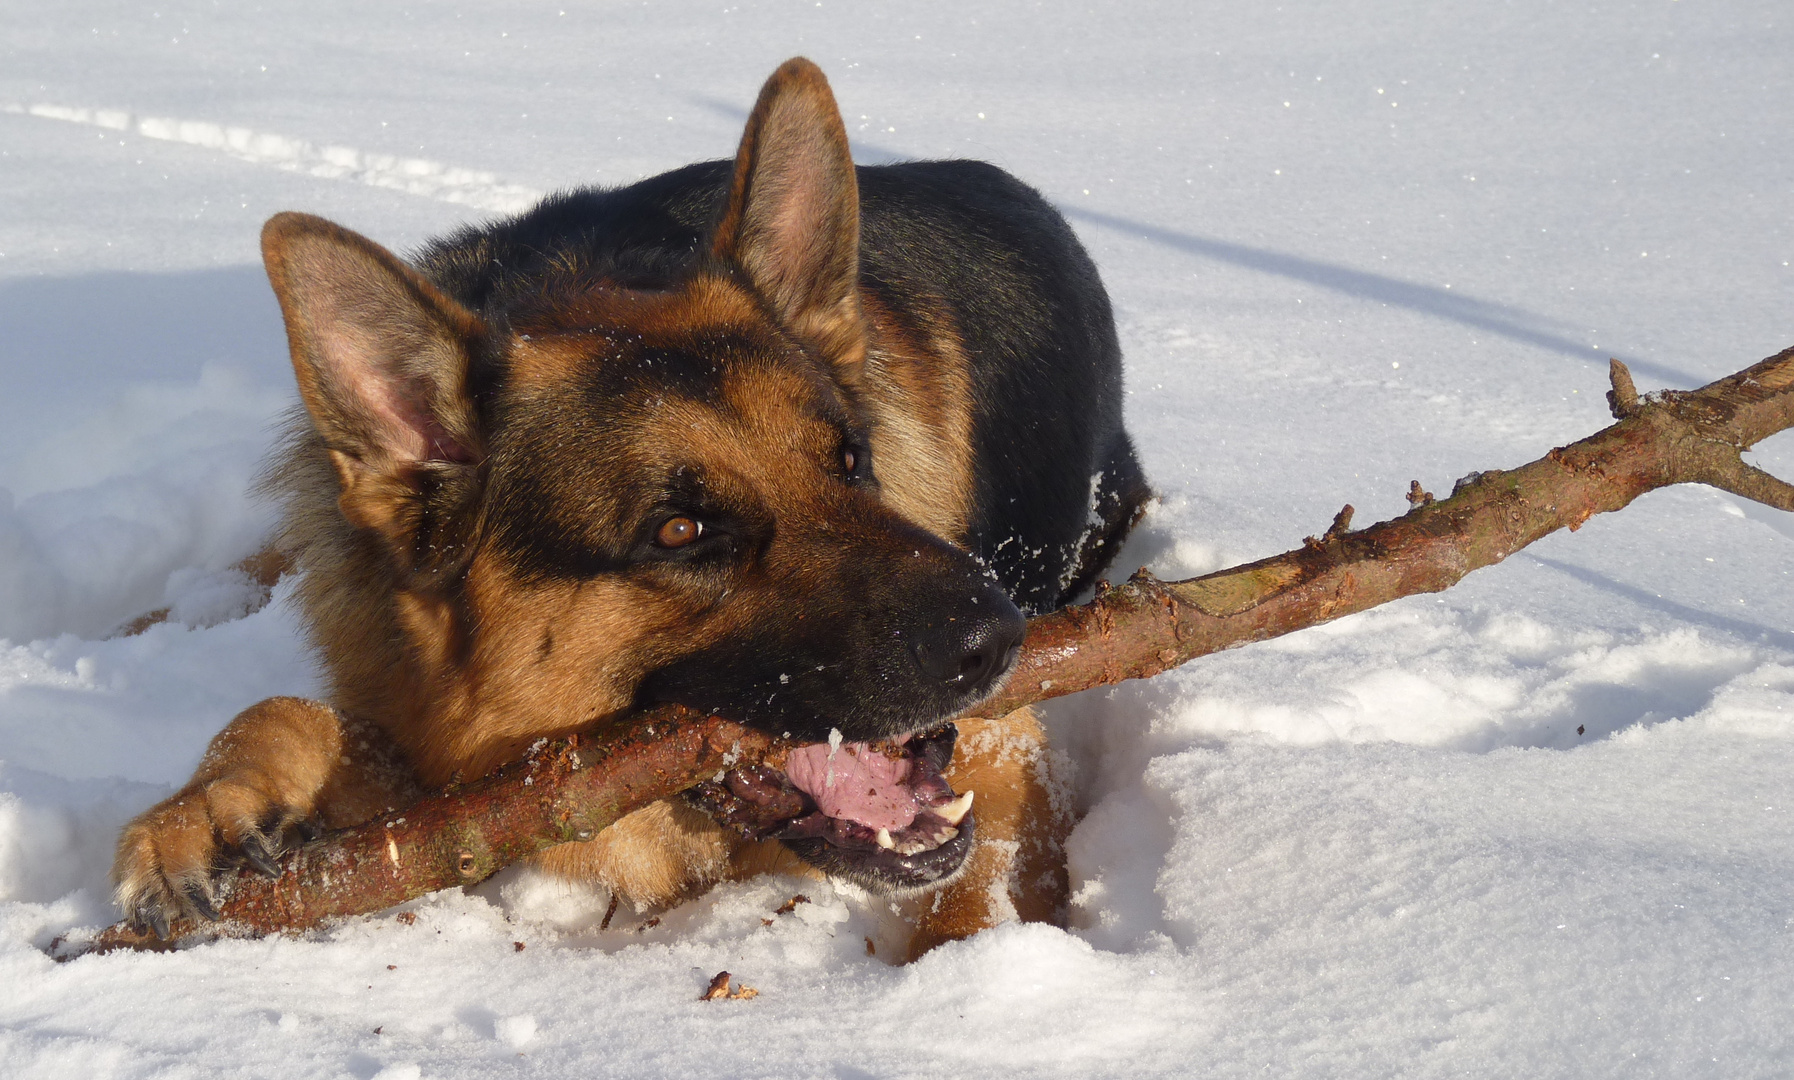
3,1,1792,1075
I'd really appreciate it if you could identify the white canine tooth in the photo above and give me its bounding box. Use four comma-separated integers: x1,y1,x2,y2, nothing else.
875,828,897,850
936,790,975,826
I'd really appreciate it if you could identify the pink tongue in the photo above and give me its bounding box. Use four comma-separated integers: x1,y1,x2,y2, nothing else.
782,741,920,831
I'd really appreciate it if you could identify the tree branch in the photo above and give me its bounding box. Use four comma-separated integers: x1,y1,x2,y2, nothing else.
973,347,1794,714
63,344,1794,957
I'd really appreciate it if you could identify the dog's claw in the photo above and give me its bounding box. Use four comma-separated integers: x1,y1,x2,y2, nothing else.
146,905,170,941
184,884,220,922
293,819,323,844
239,835,282,879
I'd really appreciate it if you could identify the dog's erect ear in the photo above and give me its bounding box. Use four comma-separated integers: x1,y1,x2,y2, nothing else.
713,57,865,367
262,212,486,572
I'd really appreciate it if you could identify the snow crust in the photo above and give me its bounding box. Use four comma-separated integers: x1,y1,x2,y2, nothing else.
2,1,1792,1075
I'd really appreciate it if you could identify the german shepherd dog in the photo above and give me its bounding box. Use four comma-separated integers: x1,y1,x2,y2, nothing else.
112,58,1149,959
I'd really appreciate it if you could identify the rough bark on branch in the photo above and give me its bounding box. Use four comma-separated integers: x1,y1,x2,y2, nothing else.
975,346,1794,715
66,345,1794,957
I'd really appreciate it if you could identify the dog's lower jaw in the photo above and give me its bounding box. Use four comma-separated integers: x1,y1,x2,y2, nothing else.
778,813,978,894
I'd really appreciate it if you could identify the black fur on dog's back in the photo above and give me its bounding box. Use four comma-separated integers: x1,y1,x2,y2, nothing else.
418,158,1148,613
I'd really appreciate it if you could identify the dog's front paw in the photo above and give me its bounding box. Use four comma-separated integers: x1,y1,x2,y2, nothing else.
112,780,318,939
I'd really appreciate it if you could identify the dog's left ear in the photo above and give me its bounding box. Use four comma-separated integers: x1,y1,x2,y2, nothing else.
713,57,865,368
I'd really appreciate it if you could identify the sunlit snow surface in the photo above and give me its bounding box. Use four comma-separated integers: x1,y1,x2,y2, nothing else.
2,2,1792,1076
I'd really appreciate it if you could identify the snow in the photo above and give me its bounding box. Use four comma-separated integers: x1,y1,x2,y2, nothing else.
3,1,1793,1075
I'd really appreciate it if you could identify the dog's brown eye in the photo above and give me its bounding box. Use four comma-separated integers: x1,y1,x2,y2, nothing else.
842,443,869,479
655,516,702,548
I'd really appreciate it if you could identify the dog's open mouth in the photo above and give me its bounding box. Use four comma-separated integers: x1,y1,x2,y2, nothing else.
687,723,974,890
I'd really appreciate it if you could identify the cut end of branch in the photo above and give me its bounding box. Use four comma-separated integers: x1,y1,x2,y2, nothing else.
57,919,207,961
1607,358,1640,419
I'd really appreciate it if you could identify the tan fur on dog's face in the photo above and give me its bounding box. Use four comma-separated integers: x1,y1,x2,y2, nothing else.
286,265,1013,788
259,58,1024,791
387,273,900,781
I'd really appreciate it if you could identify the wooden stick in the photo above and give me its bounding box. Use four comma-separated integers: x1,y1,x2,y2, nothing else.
975,347,1794,715
63,345,1794,956
66,712,781,955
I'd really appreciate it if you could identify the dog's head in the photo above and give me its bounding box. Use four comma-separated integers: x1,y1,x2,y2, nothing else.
262,59,1021,891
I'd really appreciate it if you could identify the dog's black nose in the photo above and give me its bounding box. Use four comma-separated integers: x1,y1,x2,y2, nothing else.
908,593,1027,696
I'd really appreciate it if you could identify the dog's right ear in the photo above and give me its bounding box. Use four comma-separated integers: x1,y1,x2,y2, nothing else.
712,58,865,370
261,212,486,574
